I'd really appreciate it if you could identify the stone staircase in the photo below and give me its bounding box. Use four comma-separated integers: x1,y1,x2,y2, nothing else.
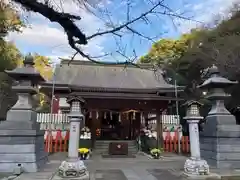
94,140,139,155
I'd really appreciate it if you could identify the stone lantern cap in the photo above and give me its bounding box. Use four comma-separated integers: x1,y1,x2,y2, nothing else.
5,54,45,83
182,100,203,118
198,65,237,89
66,93,85,104
182,100,203,108
67,93,85,120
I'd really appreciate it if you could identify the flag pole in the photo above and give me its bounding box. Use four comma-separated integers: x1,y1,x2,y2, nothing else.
48,65,56,153
175,79,181,154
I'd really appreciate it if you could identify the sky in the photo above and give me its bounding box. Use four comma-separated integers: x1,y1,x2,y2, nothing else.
7,0,240,64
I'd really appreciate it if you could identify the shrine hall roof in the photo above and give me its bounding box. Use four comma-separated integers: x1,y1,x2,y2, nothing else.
49,60,182,93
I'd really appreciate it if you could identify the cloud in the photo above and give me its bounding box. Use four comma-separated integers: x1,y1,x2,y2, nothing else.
174,0,240,33
7,0,107,62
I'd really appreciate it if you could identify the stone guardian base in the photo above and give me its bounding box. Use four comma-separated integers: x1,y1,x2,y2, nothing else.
184,158,210,176
56,159,89,180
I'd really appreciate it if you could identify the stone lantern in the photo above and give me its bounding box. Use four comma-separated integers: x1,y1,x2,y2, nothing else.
198,65,239,168
0,54,47,172
183,100,209,176
57,94,89,179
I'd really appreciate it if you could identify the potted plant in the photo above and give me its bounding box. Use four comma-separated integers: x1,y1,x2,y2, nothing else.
78,148,90,160
150,148,163,159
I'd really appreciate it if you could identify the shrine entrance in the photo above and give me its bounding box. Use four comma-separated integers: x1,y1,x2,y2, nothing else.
85,110,141,141
98,112,123,140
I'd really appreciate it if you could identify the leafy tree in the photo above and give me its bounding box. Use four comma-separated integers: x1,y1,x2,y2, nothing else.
0,1,25,120
0,1,53,117
139,29,209,89
141,4,240,117
139,29,208,65
0,1,24,36
0,40,22,120
34,54,52,113
34,54,52,112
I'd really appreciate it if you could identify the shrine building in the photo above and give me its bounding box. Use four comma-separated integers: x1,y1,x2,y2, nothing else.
40,60,184,149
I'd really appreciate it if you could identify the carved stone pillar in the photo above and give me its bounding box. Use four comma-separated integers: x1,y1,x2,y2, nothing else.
57,94,89,179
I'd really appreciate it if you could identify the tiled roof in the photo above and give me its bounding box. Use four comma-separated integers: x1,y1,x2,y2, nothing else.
53,60,176,91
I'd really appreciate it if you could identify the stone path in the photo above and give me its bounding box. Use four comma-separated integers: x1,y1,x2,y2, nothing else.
91,169,182,180
10,152,234,180
10,152,187,180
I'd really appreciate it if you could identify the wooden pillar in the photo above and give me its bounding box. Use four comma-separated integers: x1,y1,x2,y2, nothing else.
156,110,163,148
91,110,97,148
135,112,141,138
143,112,148,127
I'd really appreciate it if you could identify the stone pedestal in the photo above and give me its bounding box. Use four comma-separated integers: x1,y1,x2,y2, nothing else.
0,94,48,172
200,114,240,168
0,128,47,172
0,101,48,172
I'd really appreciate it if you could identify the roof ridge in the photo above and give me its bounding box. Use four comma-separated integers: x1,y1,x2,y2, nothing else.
60,59,155,69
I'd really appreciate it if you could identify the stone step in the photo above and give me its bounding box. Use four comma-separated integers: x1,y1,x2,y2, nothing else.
95,144,137,148
95,144,138,149
94,140,139,154
94,150,138,155
95,141,136,145
95,145,138,149
94,147,138,151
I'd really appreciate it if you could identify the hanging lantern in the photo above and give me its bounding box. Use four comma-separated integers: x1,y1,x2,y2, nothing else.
142,112,145,125
110,112,112,120
133,111,136,120
96,111,99,119
119,113,121,122
82,116,85,127
104,112,106,119
89,111,92,118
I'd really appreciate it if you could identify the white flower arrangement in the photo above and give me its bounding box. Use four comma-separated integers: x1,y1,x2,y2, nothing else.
80,127,91,139
142,128,157,139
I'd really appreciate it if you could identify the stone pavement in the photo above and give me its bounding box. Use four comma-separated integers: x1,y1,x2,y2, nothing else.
9,152,187,180
9,152,240,180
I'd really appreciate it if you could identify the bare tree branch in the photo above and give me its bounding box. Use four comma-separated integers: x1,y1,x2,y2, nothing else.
12,0,198,67
13,0,87,45
86,0,164,40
